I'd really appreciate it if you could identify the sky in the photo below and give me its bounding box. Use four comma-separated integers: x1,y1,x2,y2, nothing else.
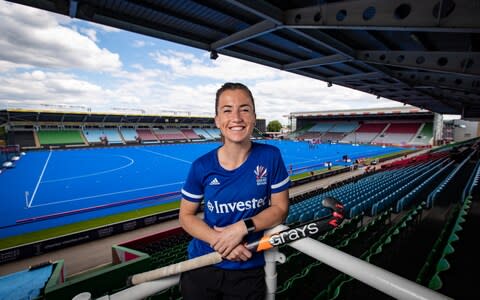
0,1,440,125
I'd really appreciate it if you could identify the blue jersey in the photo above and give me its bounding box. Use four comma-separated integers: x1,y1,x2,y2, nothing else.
181,142,290,270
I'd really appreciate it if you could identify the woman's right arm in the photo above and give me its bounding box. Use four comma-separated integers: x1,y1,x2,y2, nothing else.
179,198,218,246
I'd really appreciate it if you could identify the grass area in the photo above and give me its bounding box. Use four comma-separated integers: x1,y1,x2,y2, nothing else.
362,149,417,165
291,165,344,181
0,201,180,250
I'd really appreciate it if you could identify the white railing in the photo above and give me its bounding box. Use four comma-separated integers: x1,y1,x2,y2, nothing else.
84,225,451,300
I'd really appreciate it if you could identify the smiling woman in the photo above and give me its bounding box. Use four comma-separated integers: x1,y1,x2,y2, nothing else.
178,83,291,300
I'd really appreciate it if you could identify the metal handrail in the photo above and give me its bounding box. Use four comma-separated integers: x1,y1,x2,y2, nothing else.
91,224,452,300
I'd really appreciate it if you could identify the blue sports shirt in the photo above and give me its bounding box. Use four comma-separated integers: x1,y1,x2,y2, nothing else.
181,142,290,270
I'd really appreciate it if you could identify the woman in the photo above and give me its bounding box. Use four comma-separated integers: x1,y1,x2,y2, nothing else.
179,82,290,299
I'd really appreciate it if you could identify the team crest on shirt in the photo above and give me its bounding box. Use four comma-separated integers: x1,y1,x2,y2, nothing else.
254,165,267,186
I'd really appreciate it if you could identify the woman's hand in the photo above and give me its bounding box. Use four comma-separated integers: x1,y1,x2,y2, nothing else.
223,244,252,262
211,221,247,257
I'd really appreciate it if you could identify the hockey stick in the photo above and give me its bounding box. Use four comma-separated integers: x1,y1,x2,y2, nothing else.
128,196,344,286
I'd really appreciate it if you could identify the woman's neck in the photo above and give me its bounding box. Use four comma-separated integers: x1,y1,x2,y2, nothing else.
218,141,252,170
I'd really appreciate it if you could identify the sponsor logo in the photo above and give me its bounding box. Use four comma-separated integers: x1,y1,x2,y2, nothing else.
206,197,267,214
268,223,319,246
254,165,267,186
209,177,220,185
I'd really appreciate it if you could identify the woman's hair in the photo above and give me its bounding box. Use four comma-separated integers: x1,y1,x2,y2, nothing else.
215,82,255,116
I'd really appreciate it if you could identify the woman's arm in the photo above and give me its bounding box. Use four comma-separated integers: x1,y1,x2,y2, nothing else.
179,198,219,246
249,189,289,231
212,189,289,258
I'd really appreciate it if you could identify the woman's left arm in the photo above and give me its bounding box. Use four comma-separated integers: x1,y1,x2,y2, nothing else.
212,189,289,259
248,189,289,231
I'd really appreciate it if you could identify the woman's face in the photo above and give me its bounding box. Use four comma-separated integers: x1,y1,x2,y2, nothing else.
215,88,256,145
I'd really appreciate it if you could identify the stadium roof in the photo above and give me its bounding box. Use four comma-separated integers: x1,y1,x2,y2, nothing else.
291,105,432,117
0,108,215,125
7,0,480,120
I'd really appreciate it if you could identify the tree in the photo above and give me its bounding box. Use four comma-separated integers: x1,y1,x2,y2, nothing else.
267,120,282,132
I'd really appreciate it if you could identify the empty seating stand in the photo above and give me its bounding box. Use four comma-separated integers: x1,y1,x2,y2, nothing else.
37,129,85,146
7,130,37,148
372,122,420,145
136,128,158,143
344,123,387,144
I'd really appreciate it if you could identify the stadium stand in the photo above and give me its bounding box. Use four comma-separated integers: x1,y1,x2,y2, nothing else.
180,129,200,140
0,127,6,147
328,122,359,143
37,129,86,146
102,128,124,144
135,128,158,143
153,128,187,141
6,130,37,148
309,123,334,132
119,128,138,143
410,123,434,146
83,128,105,144
204,128,221,139
372,123,421,145
192,128,213,140
342,123,387,144
297,122,334,141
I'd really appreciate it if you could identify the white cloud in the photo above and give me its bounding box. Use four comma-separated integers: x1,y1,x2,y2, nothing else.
0,2,408,126
0,2,121,72
0,60,32,72
86,22,121,33
148,49,402,122
151,50,278,81
248,74,401,123
133,40,155,48
133,40,146,48
0,70,102,101
79,27,98,42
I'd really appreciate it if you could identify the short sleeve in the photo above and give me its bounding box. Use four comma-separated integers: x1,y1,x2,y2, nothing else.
181,160,205,202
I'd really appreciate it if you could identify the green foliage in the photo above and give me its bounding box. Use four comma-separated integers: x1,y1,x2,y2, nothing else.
267,120,282,132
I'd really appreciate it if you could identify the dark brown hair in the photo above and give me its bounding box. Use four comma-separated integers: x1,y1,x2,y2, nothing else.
215,82,255,116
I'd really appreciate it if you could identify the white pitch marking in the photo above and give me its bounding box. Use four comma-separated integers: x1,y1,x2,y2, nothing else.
30,181,184,208
43,155,135,183
137,148,192,164
28,150,53,207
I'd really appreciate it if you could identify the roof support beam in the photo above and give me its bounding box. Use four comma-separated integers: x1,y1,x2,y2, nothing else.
225,0,372,76
92,14,209,51
283,54,352,71
284,0,480,33
348,83,404,89
393,70,480,92
329,72,385,83
225,0,283,25
68,0,77,18
210,20,278,50
357,51,480,76
225,0,356,59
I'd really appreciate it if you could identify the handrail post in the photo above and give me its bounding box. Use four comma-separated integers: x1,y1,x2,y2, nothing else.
263,225,287,300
